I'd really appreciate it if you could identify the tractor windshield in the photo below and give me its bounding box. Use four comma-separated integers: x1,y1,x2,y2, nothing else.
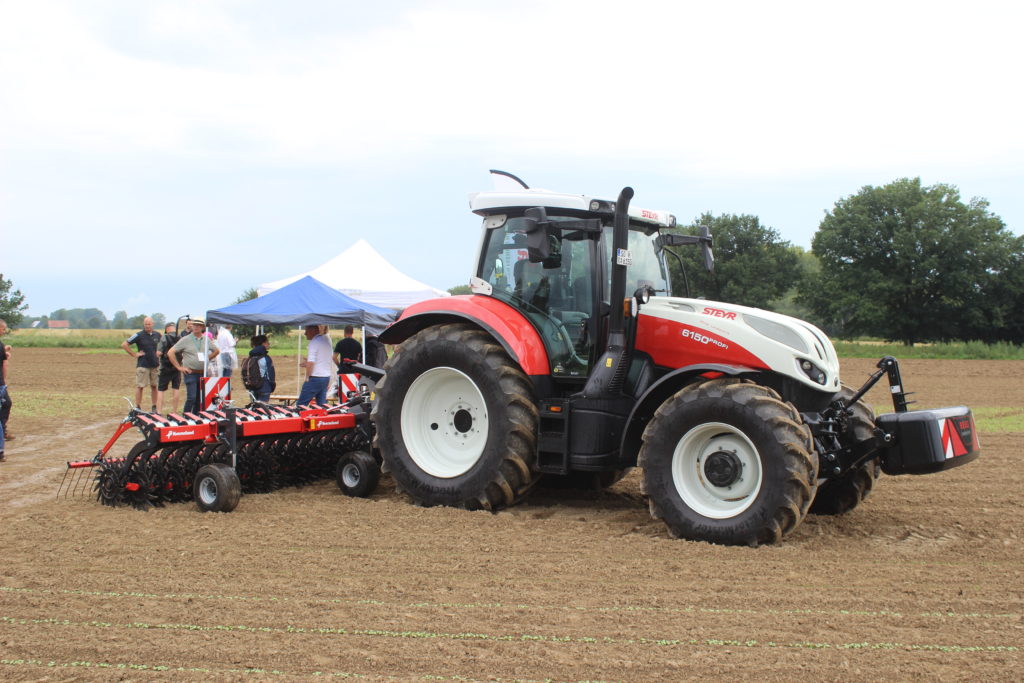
478,215,671,379
607,226,671,299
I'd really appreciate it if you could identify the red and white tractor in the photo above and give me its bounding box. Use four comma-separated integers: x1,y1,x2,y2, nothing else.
372,172,979,546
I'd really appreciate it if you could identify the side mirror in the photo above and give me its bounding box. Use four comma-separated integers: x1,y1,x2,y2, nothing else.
523,207,550,263
657,229,714,273
699,225,714,273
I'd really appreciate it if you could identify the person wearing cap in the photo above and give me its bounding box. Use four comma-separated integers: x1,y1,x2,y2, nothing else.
167,318,220,413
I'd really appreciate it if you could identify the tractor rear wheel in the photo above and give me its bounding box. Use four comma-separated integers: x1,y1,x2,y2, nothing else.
810,387,881,515
372,323,539,511
639,378,818,546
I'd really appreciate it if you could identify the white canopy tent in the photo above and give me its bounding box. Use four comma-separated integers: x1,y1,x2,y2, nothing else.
257,239,449,309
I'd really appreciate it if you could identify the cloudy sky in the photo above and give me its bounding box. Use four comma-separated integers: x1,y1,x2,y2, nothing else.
2,0,1021,321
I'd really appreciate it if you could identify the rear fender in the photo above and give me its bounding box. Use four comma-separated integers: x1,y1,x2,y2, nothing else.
619,363,761,466
379,295,550,375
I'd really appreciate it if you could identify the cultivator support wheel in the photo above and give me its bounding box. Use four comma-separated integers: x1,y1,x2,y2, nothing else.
335,450,381,498
194,463,242,512
61,396,374,512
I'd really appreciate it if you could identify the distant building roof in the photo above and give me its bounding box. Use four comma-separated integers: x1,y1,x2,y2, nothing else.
47,320,70,329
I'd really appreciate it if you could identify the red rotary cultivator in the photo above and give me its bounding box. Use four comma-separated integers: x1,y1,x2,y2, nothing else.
59,374,383,512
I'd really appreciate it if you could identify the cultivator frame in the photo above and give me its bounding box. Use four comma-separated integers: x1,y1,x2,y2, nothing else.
59,389,376,511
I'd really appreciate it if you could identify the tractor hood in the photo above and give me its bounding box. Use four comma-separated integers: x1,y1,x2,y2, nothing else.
636,297,842,393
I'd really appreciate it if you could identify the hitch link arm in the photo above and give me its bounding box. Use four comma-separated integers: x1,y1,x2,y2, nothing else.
845,356,912,414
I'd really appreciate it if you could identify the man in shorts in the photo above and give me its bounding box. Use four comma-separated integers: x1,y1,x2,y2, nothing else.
156,322,182,414
121,316,161,412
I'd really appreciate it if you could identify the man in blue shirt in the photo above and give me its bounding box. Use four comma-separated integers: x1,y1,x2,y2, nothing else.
121,317,161,411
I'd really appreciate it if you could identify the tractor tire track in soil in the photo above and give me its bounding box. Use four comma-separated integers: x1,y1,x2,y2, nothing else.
0,350,1021,681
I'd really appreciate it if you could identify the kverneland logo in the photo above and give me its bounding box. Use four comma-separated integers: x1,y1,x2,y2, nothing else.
168,429,196,437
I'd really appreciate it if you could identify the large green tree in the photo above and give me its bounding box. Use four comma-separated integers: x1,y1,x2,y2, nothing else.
0,274,28,327
666,213,801,310
799,178,1018,344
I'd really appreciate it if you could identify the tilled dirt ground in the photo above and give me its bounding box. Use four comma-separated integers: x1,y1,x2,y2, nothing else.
1,349,1021,681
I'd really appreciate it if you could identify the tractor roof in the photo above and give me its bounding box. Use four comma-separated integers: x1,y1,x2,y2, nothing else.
469,189,677,229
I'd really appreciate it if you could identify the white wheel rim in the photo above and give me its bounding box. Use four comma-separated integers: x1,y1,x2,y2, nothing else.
342,462,362,488
198,477,218,505
671,422,762,519
401,367,488,478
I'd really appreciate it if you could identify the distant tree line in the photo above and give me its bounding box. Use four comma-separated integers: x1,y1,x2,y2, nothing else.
21,308,169,330
664,178,1023,345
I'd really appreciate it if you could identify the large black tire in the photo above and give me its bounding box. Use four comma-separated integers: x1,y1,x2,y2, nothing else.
639,378,818,546
372,323,539,511
809,387,881,515
194,463,241,513
336,450,380,497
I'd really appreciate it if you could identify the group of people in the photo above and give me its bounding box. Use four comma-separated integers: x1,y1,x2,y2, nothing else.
122,318,383,415
121,317,269,414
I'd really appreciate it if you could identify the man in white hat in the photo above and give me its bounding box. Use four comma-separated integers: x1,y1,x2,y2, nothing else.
167,318,220,413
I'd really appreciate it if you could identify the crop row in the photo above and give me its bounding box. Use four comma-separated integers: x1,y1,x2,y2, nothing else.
1,584,1016,621
1,614,1018,655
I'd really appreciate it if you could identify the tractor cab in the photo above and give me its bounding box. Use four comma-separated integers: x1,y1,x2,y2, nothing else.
470,189,674,383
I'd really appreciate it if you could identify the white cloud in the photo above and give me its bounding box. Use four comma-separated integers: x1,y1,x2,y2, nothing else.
2,0,1021,174
1,0,1021,317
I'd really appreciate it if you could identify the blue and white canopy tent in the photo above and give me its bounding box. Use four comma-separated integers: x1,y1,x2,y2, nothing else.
207,276,397,399
207,275,396,331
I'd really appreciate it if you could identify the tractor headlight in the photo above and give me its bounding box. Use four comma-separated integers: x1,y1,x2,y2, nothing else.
797,358,828,385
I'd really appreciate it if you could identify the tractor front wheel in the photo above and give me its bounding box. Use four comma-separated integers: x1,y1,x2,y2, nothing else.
639,378,818,546
372,323,539,511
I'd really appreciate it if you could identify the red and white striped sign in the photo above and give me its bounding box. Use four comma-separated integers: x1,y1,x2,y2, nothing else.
338,373,360,397
201,376,231,409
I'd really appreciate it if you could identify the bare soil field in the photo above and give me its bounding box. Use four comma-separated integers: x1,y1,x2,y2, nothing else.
1,349,1021,681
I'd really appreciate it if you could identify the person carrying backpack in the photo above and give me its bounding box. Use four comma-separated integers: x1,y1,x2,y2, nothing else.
242,334,276,402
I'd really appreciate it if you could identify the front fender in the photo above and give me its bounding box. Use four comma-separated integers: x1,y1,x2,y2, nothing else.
379,295,550,376
619,363,761,466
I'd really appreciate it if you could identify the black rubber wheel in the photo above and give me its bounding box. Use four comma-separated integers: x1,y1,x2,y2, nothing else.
372,323,539,511
639,378,818,546
193,463,242,512
335,450,381,497
810,387,881,515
